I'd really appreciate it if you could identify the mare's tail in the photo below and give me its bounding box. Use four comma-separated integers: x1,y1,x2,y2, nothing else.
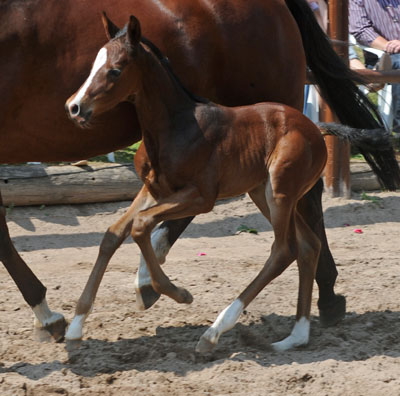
285,0,400,190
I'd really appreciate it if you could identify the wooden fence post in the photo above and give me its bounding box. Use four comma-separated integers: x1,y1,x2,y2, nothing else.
322,0,351,198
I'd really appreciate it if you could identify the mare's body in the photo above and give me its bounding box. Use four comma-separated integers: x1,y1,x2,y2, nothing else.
1,0,397,340
1,0,303,162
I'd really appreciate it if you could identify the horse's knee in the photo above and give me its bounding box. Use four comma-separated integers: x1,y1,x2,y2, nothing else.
131,216,152,243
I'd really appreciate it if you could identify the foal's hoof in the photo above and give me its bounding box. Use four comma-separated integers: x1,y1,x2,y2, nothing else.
34,317,68,343
196,335,216,355
319,294,346,327
65,338,83,352
135,284,161,311
177,287,193,304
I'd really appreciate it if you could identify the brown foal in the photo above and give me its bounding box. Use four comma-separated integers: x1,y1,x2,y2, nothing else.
65,15,327,352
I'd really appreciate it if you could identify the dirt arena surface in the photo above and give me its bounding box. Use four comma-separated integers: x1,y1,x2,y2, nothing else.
1,190,400,395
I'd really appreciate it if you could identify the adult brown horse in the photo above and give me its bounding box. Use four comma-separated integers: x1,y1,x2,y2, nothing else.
1,0,399,341
65,14,329,351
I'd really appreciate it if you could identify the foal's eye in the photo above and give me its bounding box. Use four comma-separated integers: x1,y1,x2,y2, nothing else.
107,69,121,79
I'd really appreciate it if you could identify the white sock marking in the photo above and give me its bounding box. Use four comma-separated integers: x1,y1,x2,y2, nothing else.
272,316,310,351
70,47,108,107
32,299,64,328
201,299,244,345
65,314,87,340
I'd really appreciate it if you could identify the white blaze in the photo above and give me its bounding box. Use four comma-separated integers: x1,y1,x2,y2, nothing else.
71,47,108,106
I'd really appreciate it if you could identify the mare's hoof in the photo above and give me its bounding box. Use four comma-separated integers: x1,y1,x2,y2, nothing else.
319,294,346,327
65,338,82,352
34,317,67,343
136,284,161,311
196,336,216,354
33,326,53,343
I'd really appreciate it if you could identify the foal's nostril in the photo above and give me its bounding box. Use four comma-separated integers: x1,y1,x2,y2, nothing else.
70,103,80,116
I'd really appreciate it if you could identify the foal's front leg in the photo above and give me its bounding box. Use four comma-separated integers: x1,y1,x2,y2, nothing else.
132,186,213,304
65,186,157,344
134,217,195,310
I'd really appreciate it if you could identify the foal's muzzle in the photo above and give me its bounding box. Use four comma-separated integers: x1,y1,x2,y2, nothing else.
65,101,93,127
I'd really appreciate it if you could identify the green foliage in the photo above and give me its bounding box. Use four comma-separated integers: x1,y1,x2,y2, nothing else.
90,141,142,163
360,192,384,208
351,153,365,161
6,202,14,216
236,224,258,235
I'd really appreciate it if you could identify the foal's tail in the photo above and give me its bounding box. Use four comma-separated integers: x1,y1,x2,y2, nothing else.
318,122,400,189
285,0,400,190
318,122,391,152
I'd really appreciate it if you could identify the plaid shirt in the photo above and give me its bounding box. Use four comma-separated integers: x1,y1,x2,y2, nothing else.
349,0,400,45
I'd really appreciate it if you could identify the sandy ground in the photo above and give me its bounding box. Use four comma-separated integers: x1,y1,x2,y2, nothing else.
1,190,400,395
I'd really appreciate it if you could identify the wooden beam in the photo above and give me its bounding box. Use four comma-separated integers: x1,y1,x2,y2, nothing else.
0,163,142,206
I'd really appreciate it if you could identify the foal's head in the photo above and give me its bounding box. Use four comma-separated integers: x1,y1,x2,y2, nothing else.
65,13,143,127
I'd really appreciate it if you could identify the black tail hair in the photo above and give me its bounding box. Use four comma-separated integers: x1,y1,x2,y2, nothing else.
285,0,400,190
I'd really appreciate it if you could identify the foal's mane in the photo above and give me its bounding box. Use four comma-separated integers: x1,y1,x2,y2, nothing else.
114,24,208,104
141,36,209,104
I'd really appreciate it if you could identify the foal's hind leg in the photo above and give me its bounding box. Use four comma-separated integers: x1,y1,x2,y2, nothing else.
248,185,321,351
271,208,320,351
197,183,300,353
298,179,346,327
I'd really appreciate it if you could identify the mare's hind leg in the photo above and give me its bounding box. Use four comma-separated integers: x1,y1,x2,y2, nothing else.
197,183,300,353
298,178,346,326
0,192,66,341
134,217,194,310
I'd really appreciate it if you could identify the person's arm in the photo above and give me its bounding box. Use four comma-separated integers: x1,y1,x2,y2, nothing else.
383,39,400,54
349,0,380,46
349,0,400,53
349,58,365,70
364,28,400,53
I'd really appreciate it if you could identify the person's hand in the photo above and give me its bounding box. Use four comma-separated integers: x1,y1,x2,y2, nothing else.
385,40,400,54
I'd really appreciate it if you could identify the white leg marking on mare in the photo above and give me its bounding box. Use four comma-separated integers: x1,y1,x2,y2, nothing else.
272,316,310,351
32,299,64,328
65,314,88,341
70,47,108,106
198,299,244,348
134,227,171,310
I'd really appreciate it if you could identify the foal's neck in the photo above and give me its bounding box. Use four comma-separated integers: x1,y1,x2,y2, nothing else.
134,44,196,135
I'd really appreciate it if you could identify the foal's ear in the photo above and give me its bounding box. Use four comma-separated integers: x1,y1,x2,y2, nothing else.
102,12,120,40
127,15,142,47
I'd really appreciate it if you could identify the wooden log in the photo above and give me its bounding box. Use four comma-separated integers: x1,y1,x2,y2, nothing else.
349,162,381,192
0,163,142,206
0,161,394,207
